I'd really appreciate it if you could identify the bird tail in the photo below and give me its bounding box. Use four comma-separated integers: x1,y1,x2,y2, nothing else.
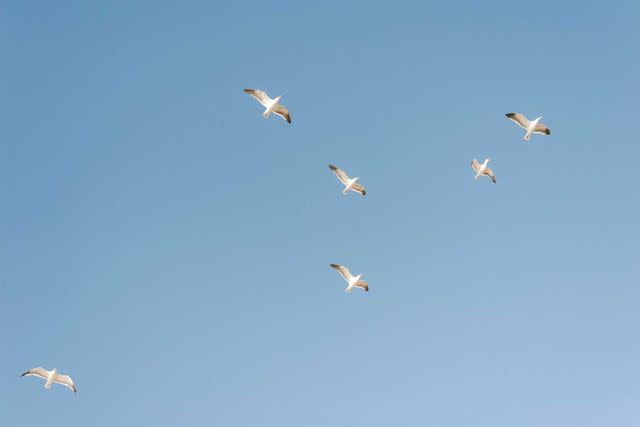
524,131,532,141
263,110,271,119
343,185,351,194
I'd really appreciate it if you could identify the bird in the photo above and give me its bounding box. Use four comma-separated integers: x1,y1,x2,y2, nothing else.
20,367,77,394
505,112,551,141
244,89,291,124
471,158,496,183
328,165,366,196
330,264,369,293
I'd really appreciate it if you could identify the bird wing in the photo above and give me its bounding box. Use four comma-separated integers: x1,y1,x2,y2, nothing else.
243,89,272,107
328,165,350,185
351,182,366,196
471,159,481,172
354,280,369,292
54,374,77,394
273,104,291,124
485,167,496,183
505,112,531,129
533,122,551,135
330,264,354,282
20,367,49,380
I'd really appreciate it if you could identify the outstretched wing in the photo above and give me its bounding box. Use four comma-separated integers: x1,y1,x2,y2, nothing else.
351,182,366,196
54,374,77,394
505,112,531,129
243,89,272,107
330,264,354,282
329,165,350,185
20,367,49,380
471,159,481,172
485,167,496,183
354,280,369,292
273,104,291,124
533,122,551,135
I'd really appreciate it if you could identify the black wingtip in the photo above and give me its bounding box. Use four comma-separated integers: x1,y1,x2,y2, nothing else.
545,129,551,135
505,112,515,118
361,190,366,196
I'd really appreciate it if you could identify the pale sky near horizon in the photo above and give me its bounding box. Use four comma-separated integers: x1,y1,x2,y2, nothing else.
2,1,639,426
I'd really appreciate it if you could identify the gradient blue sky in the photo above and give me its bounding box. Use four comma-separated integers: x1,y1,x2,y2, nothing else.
2,1,639,426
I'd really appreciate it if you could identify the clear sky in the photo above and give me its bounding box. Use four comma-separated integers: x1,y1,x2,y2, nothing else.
2,1,639,426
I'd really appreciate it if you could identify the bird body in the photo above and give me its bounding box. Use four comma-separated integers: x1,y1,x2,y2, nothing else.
343,177,360,194
262,96,282,118
44,368,56,389
20,367,77,394
505,112,550,141
524,116,543,141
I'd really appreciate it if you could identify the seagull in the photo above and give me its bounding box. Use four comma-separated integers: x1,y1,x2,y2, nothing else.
328,165,366,196
20,367,77,394
471,158,496,183
330,264,369,293
505,112,551,141
244,89,291,124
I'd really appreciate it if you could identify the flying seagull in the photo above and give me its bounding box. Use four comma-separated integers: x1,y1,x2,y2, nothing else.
244,89,291,124
330,264,369,293
471,158,496,183
328,165,366,196
505,112,551,141
20,367,77,394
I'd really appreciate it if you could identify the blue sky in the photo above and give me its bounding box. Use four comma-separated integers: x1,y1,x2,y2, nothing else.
2,1,639,426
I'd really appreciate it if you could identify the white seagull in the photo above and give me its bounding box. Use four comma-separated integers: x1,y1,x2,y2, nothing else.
330,264,369,293
471,158,496,183
20,367,77,394
244,89,291,124
328,165,366,196
505,112,551,141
